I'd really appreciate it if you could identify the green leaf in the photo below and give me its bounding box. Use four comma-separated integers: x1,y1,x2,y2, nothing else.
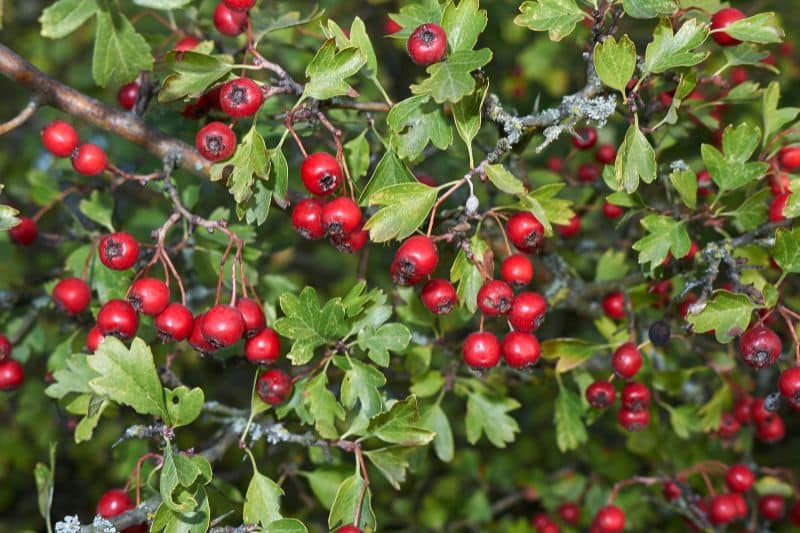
612,121,657,193
87,337,168,422
518,183,575,235
452,77,488,165
303,372,345,439
660,402,698,439
515,0,585,42
387,95,453,161
465,392,520,448
410,371,444,398
244,470,284,527
554,380,588,452
763,81,800,146
78,190,114,232
74,396,109,443
368,396,435,446
92,6,153,87
273,287,347,365
541,338,599,373
701,123,769,193
389,1,445,41
40,0,97,39
164,386,204,429
364,446,414,490
238,181,272,227
698,383,731,432
328,474,376,531
325,17,377,78
267,518,308,533
772,227,800,273
632,214,690,270
345,131,370,182
442,0,487,52
341,359,385,418
151,486,210,533
593,35,637,96
34,442,56,532
410,49,493,104
721,12,783,44
356,323,411,367
727,189,769,231
0,204,19,230
133,0,191,8
644,18,709,74
686,291,756,343
669,168,697,209
270,144,289,205
420,403,454,462
450,233,490,313
159,443,212,513
359,150,415,205
363,183,438,242
595,250,630,282
622,0,676,18
210,125,269,203
299,467,349,510
302,40,366,101
485,164,525,195
159,52,232,102
46,353,99,399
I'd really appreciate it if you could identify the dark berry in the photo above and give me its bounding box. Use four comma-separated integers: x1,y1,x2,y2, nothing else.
648,320,671,346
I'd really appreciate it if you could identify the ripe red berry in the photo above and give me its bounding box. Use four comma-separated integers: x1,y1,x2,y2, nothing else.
97,299,139,340
196,122,236,161
407,23,447,65
500,254,534,287
235,298,266,338
336,526,362,533
546,157,564,172
586,380,616,408
322,197,362,237
696,169,715,196
508,292,547,332
778,367,800,406
601,200,624,220
291,198,325,239
213,2,248,36
717,412,741,439
154,303,194,342
300,153,342,196
558,502,580,525
612,342,642,379
174,36,200,51
592,505,625,532
730,66,748,85
477,279,514,316
391,235,438,286
751,397,776,426
501,331,541,369
572,127,597,150
779,145,800,171
420,278,457,315
52,277,91,315
41,120,79,157
462,332,501,369
769,173,791,195
223,0,256,11
71,143,108,175
711,8,746,46
738,325,782,369
9,216,38,245
578,163,600,183
0,359,24,390
384,18,402,35
733,396,752,424
759,494,785,521
86,326,105,353
220,77,264,118
756,413,785,443
201,304,245,348
618,407,649,431
188,314,215,354
621,382,650,411
663,481,682,501
507,212,545,252
117,81,139,110
595,144,617,165
128,278,170,316
709,493,738,524
330,228,369,254
256,369,293,405
769,192,790,222
602,291,626,320
245,328,280,365
0,335,10,360
725,464,754,493
96,489,134,519
98,232,139,270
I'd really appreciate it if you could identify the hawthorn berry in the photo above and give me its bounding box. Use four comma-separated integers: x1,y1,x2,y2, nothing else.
578,163,599,183
546,156,564,172
586,380,616,408
531,513,553,530
557,502,580,525
779,145,800,171
725,464,754,493
174,36,200,51
196,122,236,162
557,213,581,238
602,291,626,320
0,359,24,391
223,0,256,11
477,279,514,316
154,303,194,342
769,192,790,222
618,407,649,431
52,277,91,315
407,23,447,65
759,494,785,521
621,382,650,411
98,232,139,270
507,211,545,251
235,298,266,338
501,331,541,369
201,305,245,348
696,169,714,196
709,493,738,524
717,412,741,439
592,505,625,533
188,314,215,354
508,292,547,332
256,369,293,405
733,396,753,424
86,326,105,354
96,299,139,340
595,143,617,165
738,325,782,369
71,143,108,175
330,228,368,254
648,320,671,346
778,366,800,405
391,235,438,286
9,216,38,245
420,278,457,315
601,200,624,220
322,197,362,237
41,120,79,157
300,153,342,196
213,2,248,36
769,172,791,195
0,335,10,360
663,481,682,501
711,8,746,47
791,499,800,525
462,332,501,369
96,489,134,519
220,77,264,118
336,526,362,533
245,328,280,365
751,397,776,426
500,254,534,287
572,127,597,150
291,198,325,239
612,342,642,379
756,413,785,443
128,278,170,316
117,81,139,110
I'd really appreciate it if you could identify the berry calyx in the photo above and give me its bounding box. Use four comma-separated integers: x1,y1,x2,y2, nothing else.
321,197,362,237
586,380,616,408
506,212,545,252
612,342,643,379
52,277,91,315
592,505,625,532
9,216,38,245
96,489,134,519
300,152,342,196
725,464,754,493
618,407,649,431
223,0,256,11
391,235,439,286
621,382,650,411
96,299,139,340
235,298,266,338
602,291,626,320
596,144,617,165
500,254,534,288
196,122,236,162
738,325,782,369
41,120,79,157
711,8,746,47
71,144,108,175
86,326,105,353
154,303,194,342
245,328,281,365
420,278,457,315
759,494,786,521
462,332,501,369
601,200,624,220
117,81,139,110
557,213,581,238
0,335,10,360
501,331,541,369
508,292,547,332
220,77,264,118
128,278,170,316
201,304,245,348
572,127,597,150
407,23,447,66
256,369,293,405
477,279,514,316
291,198,325,239
213,2,248,36
0,359,24,391
778,366,800,406
779,145,800,171
98,232,139,270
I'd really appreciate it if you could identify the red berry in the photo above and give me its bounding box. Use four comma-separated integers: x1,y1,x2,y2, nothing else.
592,505,625,532
709,493,738,524
501,331,541,369
462,332,501,369
196,122,236,161
189,314,215,354
531,513,552,529
602,291,626,320
256,369,293,405
791,499,800,525
507,212,545,252
595,144,617,165
778,366,800,406
779,145,800,171
291,198,325,239
0,335,10,360
601,200,624,220
725,464,754,493
154,303,194,342
769,173,791,195
769,192,790,222
201,304,245,348
711,8,746,47
71,144,108,175
663,481,682,501
420,278,457,315
174,36,200,51
557,213,581,238
718,412,741,439
500,254,534,287
223,0,256,11
384,18,402,35
245,328,280,365
572,127,597,150
759,494,785,521
9,216,38,245
730,66,748,85
586,380,616,408
751,397,776,426
220,77,263,118
213,2,247,36
98,232,139,270
407,23,447,65
558,502,580,525
733,396,753,424
128,278,170,316
117,81,139,110
738,325,782,369
330,228,368,253
86,326,105,353
97,299,139,340
477,279,514,316
697,169,715,196
578,163,600,183
756,413,785,443
621,382,650,411
52,277,91,315
0,359,24,391
546,157,564,172
415,172,436,187
41,120,79,157
508,292,547,332
300,153,342,196
96,489,134,519
618,407,649,431
322,197,362,237
391,235,438,286
235,298,266,338
612,342,642,379
336,526,362,533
